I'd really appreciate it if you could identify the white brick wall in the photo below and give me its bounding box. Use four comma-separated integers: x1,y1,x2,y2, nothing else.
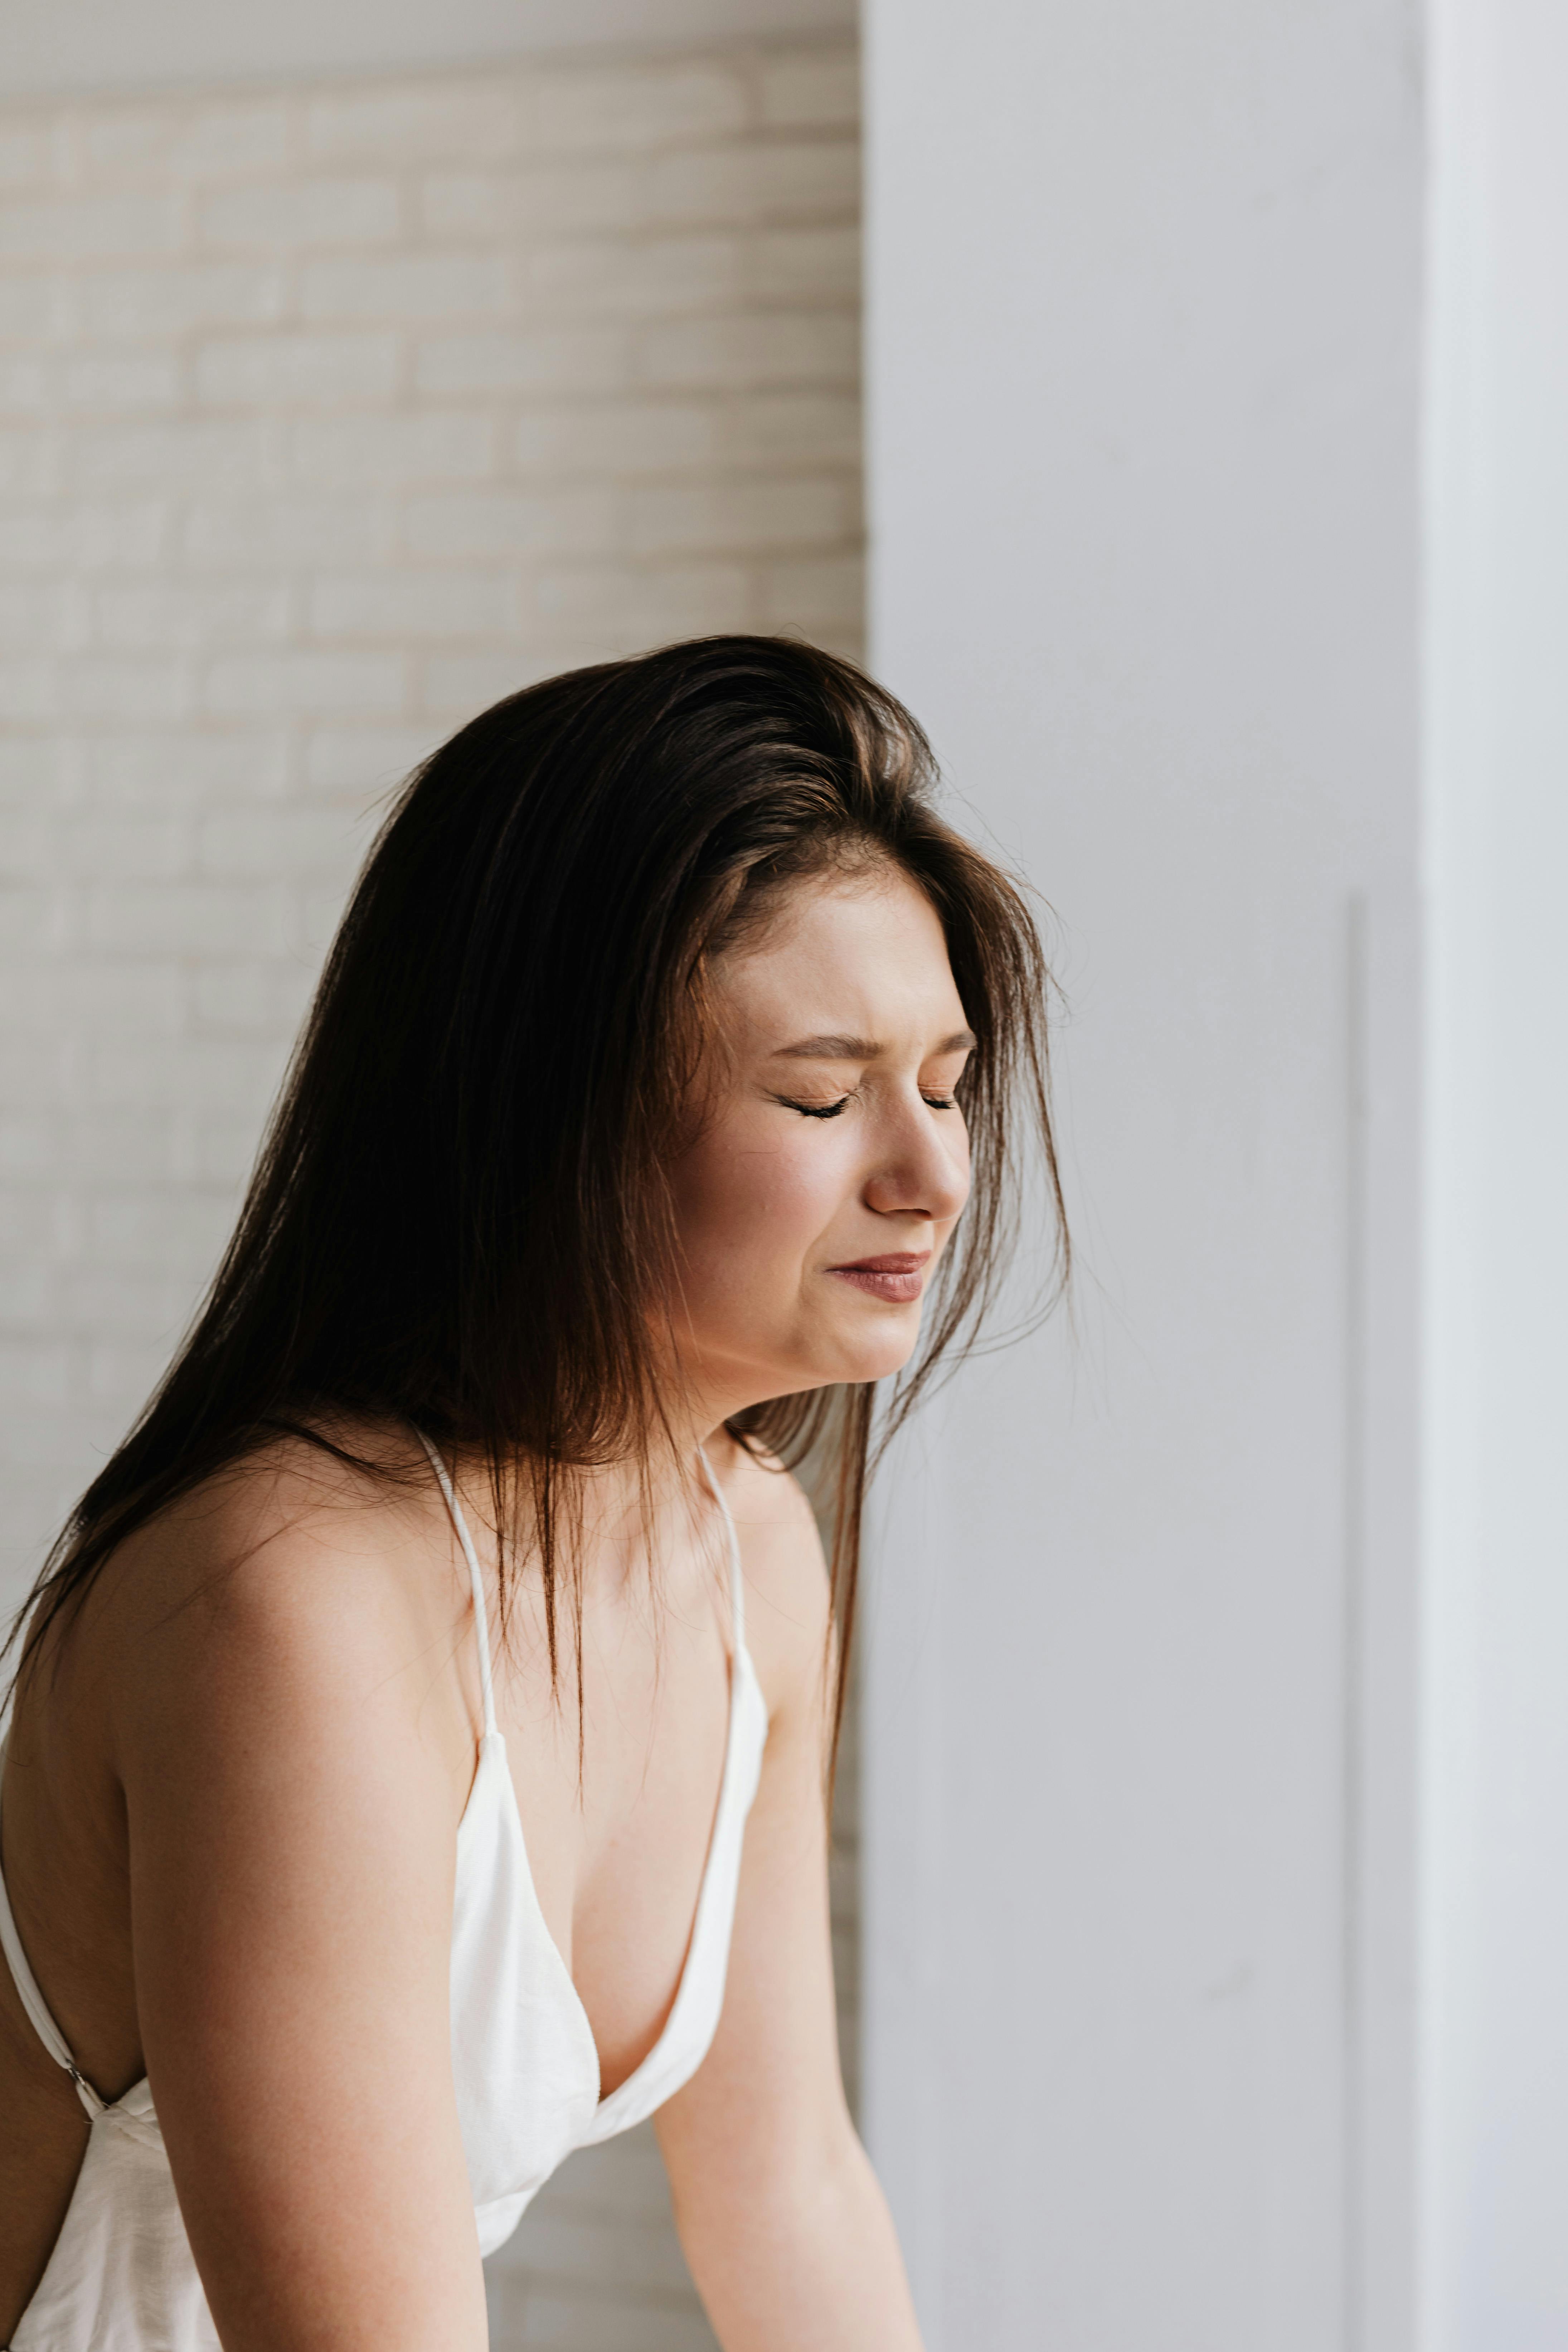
0,37,861,1597
0,39,861,2352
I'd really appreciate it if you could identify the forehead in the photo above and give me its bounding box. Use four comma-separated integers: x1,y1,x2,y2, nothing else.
711,866,965,1043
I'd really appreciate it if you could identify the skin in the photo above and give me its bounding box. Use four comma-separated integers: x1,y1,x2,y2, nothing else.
0,862,970,2350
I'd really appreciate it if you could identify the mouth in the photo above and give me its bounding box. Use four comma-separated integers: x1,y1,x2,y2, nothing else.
825,1250,932,1304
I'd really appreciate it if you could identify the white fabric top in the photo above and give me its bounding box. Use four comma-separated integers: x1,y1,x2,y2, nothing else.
0,1442,767,2349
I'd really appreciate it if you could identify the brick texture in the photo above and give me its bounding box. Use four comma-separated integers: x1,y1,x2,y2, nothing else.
0,39,861,2352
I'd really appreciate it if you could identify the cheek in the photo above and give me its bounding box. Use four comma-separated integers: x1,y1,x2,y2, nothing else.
671,1119,844,1278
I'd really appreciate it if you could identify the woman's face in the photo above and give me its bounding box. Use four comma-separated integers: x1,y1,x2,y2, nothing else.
668,861,974,1424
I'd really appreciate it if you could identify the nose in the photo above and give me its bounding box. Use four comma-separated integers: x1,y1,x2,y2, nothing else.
863,1091,971,1226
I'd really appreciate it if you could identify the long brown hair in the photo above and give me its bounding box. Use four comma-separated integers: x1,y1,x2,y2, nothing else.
11,636,1066,1765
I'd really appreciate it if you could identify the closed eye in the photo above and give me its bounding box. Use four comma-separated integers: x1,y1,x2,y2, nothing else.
775,1092,961,1119
776,1095,852,1119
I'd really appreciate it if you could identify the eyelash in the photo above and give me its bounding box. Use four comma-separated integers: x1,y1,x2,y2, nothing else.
777,1093,960,1120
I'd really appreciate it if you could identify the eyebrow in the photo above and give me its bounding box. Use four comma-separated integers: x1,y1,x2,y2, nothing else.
770,1029,976,1060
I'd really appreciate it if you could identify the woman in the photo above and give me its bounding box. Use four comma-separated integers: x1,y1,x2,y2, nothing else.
0,637,1064,2350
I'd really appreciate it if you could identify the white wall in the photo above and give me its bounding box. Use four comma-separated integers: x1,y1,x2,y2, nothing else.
862,3,1423,2346
0,0,855,104
1424,0,1568,2343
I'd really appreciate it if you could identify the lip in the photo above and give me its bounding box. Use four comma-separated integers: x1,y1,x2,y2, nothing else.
825,1250,932,1304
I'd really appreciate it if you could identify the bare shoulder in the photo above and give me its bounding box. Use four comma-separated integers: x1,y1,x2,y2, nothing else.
54,1427,472,1791
710,1435,830,1718
0,1424,474,2136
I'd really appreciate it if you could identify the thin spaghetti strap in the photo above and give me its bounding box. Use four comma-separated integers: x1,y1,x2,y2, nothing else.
696,1442,745,1651
419,1433,498,1739
0,1747,105,2118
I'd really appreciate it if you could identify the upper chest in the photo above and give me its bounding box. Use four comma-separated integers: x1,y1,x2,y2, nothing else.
490,1565,734,1993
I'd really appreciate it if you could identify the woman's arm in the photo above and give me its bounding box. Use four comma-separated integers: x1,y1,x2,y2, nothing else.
109,1468,488,2352
655,1463,924,2352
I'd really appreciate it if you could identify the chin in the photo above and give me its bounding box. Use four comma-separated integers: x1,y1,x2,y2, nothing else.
822,1321,925,1389
731,1307,924,1404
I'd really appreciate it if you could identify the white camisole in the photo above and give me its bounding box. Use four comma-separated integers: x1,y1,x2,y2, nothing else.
0,1442,767,2349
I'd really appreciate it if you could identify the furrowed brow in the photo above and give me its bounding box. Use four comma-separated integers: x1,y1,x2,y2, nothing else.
771,1032,882,1060
770,1028,976,1060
